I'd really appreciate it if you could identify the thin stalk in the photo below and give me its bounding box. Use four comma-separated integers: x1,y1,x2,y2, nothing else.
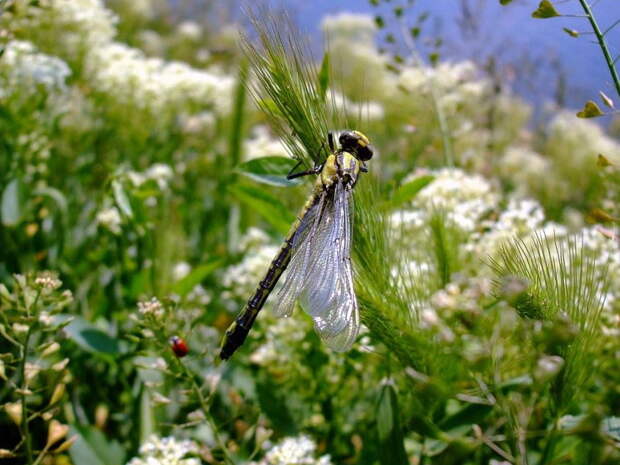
19,290,40,464
176,361,236,465
398,20,455,166
19,326,33,464
578,0,620,98
539,418,560,465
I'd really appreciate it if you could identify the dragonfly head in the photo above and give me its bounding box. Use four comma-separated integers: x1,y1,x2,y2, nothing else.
337,130,375,162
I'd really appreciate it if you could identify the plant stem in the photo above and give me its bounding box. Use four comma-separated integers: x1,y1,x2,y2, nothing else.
578,0,620,98
539,418,559,465
19,290,40,465
19,326,33,465
398,20,455,166
178,362,236,465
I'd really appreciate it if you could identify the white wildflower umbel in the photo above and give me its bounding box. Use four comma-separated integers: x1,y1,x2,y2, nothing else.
0,41,71,95
399,168,498,233
257,435,332,465
34,271,62,290
137,297,165,319
126,435,200,465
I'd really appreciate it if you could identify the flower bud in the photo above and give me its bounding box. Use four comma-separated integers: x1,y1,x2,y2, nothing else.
4,402,22,426
50,383,66,405
41,342,61,358
46,420,69,448
534,355,564,383
54,435,77,453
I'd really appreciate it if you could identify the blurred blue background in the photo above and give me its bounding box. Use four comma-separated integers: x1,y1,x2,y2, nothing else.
262,0,620,117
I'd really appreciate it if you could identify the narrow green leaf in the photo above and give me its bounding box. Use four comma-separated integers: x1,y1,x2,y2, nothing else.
318,52,330,101
576,100,604,118
499,0,514,4
382,175,434,210
69,426,126,465
1,178,25,226
229,59,248,167
376,381,408,465
531,0,560,18
172,259,222,296
236,156,302,187
228,184,295,235
112,180,133,218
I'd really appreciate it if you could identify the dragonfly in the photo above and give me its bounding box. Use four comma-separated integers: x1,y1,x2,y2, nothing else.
220,130,375,359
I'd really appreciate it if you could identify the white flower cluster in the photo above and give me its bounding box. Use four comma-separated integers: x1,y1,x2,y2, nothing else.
320,13,389,99
328,90,385,121
137,297,165,319
497,146,554,197
0,40,71,95
395,168,499,232
547,111,620,165
252,435,332,465
243,126,291,161
41,0,117,52
126,435,199,465
321,13,377,45
85,42,234,114
221,228,280,301
249,317,308,366
127,163,175,190
469,198,547,258
35,271,62,290
398,61,488,113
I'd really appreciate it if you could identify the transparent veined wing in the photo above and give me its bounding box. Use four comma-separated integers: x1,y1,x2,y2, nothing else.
273,181,359,352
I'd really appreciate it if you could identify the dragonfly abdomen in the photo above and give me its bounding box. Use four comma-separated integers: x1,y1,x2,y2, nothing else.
219,196,321,360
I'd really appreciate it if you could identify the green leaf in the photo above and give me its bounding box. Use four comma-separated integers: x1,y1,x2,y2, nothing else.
228,183,295,235
381,175,434,210
532,0,560,18
318,52,330,101
499,0,513,4
69,426,126,465
256,376,297,435
172,259,222,296
1,178,25,226
236,156,302,187
112,180,133,218
59,315,122,354
576,100,604,118
376,381,408,465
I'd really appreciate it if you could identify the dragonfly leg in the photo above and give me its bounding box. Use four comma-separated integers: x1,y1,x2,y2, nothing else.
287,162,323,180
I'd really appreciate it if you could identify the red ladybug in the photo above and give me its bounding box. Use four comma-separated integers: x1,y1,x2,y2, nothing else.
170,336,189,358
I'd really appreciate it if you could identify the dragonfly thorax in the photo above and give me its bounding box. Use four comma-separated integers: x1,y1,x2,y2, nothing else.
328,130,375,162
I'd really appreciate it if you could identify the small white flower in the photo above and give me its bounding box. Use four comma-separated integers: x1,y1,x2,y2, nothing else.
35,272,62,290
96,207,122,234
137,297,165,319
127,435,199,465
172,262,191,281
177,21,202,41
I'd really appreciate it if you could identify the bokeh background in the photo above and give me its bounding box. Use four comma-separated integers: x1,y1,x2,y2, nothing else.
0,1,619,464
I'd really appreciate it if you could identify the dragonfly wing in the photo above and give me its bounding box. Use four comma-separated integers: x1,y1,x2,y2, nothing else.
301,182,359,351
272,194,326,318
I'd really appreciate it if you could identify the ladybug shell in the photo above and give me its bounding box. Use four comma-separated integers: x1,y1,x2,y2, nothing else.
170,336,189,358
